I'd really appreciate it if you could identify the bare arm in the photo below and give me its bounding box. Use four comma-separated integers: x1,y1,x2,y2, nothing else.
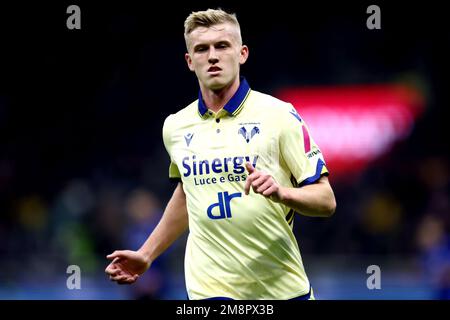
277,176,336,217
138,182,189,263
105,182,188,284
244,163,336,218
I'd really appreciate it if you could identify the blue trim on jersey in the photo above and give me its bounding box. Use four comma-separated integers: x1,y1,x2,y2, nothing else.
289,286,312,300
198,77,251,116
198,91,209,116
299,159,327,187
202,297,234,300
196,287,312,300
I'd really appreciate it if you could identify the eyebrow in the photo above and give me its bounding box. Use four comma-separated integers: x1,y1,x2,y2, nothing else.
193,40,232,51
215,40,231,46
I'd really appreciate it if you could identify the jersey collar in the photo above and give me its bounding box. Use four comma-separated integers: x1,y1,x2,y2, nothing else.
198,77,251,118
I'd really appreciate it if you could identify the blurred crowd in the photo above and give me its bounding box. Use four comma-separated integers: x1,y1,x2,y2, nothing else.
0,122,449,299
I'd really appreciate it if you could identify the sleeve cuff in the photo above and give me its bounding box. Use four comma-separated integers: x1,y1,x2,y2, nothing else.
298,159,328,187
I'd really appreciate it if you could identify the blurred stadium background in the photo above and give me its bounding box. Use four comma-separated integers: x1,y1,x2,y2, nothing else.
0,1,449,299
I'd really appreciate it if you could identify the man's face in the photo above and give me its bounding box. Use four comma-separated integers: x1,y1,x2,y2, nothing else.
185,23,249,91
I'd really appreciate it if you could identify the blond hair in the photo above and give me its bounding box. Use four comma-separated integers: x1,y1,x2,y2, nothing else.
184,8,242,49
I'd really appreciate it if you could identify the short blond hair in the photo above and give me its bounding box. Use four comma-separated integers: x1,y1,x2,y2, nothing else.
184,8,242,49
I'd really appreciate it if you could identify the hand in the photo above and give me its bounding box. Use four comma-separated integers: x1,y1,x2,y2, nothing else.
244,162,284,202
105,250,151,285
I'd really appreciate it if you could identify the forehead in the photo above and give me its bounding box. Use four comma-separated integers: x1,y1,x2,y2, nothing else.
189,23,239,45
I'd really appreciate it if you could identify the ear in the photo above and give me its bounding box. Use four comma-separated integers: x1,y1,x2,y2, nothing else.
185,53,195,72
239,45,249,65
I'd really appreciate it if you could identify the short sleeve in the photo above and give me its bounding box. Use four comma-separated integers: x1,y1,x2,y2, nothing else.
279,104,329,187
162,114,181,180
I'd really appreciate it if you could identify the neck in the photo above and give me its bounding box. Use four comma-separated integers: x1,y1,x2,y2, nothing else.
200,77,240,113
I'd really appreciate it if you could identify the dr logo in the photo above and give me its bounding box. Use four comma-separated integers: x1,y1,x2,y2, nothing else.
207,191,241,219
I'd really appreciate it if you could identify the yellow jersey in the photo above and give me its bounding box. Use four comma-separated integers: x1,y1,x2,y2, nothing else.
162,78,328,299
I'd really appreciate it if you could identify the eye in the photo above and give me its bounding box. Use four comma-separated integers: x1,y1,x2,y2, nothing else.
195,46,207,52
216,43,229,49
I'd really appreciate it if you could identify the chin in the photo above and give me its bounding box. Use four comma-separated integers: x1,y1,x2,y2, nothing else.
205,77,230,91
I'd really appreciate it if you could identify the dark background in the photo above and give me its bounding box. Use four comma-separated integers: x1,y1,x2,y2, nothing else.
0,1,449,299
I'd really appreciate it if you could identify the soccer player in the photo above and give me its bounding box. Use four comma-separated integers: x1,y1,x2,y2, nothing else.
105,8,336,300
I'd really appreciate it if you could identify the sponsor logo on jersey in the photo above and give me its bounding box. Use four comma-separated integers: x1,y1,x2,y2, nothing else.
182,155,258,177
207,191,242,220
238,126,260,143
184,133,194,147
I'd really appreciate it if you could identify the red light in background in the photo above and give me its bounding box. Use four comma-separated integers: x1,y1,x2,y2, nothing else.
275,84,425,179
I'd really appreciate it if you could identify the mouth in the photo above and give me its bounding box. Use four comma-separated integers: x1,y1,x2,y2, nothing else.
207,66,222,74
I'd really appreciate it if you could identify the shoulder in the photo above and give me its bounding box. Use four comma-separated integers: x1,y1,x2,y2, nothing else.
249,90,289,106
163,99,198,144
248,90,296,119
163,99,198,131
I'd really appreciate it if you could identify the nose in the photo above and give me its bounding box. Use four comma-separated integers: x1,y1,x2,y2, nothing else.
208,47,219,64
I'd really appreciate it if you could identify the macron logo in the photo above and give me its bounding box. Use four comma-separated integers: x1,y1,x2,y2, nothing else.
184,133,194,147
